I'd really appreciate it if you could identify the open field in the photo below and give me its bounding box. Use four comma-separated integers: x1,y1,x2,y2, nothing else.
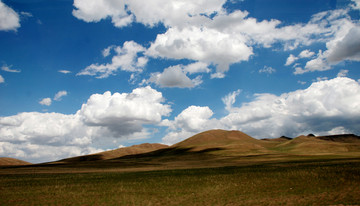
1,158,360,205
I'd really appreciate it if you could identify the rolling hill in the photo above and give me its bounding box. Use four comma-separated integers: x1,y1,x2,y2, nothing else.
56,143,169,163
3,130,360,172
0,157,31,166
46,130,360,165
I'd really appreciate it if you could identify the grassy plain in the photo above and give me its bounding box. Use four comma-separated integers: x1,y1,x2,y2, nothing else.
1,158,360,205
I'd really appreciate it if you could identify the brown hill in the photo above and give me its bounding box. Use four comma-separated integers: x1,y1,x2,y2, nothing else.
262,136,292,142
172,129,273,155
0,157,31,166
57,143,169,163
3,130,360,173
316,134,360,143
275,134,360,154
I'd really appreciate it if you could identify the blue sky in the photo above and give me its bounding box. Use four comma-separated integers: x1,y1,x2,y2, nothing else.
0,0,360,163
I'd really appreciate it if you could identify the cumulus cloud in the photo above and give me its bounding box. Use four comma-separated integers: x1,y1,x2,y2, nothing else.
0,0,20,31
73,0,360,79
39,98,52,106
286,50,316,67
163,77,360,144
298,51,331,74
72,0,132,28
147,26,253,78
0,74,4,83
77,41,148,78
297,11,360,74
150,8,359,76
326,26,360,63
222,77,360,138
0,86,171,163
161,106,220,144
72,0,226,28
54,91,67,101
147,65,203,88
78,86,171,136
299,50,315,58
285,54,298,66
183,62,211,74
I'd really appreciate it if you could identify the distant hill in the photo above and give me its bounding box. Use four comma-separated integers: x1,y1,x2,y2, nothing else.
274,134,360,154
172,129,273,155
316,134,360,143
57,143,169,163
0,157,31,166
12,130,360,171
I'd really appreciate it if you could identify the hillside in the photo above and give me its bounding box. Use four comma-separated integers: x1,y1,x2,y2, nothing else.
172,129,274,155
57,143,169,163
3,130,360,172
0,157,31,166
274,134,360,154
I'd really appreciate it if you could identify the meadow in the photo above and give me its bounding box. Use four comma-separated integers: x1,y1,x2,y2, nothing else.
1,158,360,205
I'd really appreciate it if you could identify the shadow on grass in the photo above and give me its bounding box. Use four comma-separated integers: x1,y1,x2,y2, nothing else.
111,147,224,160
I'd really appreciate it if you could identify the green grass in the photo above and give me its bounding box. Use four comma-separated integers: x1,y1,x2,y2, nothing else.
1,159,360,205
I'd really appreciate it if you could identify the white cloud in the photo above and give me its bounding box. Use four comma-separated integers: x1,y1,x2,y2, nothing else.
161,105,220,144
183,62,210,74
73,1,360,78
300,12,360,74
146,7,357,77
73,0,226,28
1,65,20,73
163,77,360,144
351,0,360,10
299,50,315,58
0,75,4,83
147,65,202,88
39,98,52,106
337,69,349,77
58,70,71,74
147,26,253,78
78,86,171,137
0,0,20,31
222,89,241,112
72,0,132,28
102,45,114,57
286,50,314,66
259,66,276,74
77,41,148,78
221,77,360,138
301,50,331,74
326,26,360,63
0,86,171,163
54,91,67,101
285,54,298,66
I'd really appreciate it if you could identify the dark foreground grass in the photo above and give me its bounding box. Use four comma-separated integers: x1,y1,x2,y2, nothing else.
1,160,360,205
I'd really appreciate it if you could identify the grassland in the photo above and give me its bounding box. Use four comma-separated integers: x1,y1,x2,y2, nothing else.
1,158,360,205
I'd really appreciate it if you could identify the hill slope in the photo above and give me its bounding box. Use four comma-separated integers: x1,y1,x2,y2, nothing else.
57,143,169,163
7,130,359,172
0,157,31,166
275,134,360,154
173,129,273,155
